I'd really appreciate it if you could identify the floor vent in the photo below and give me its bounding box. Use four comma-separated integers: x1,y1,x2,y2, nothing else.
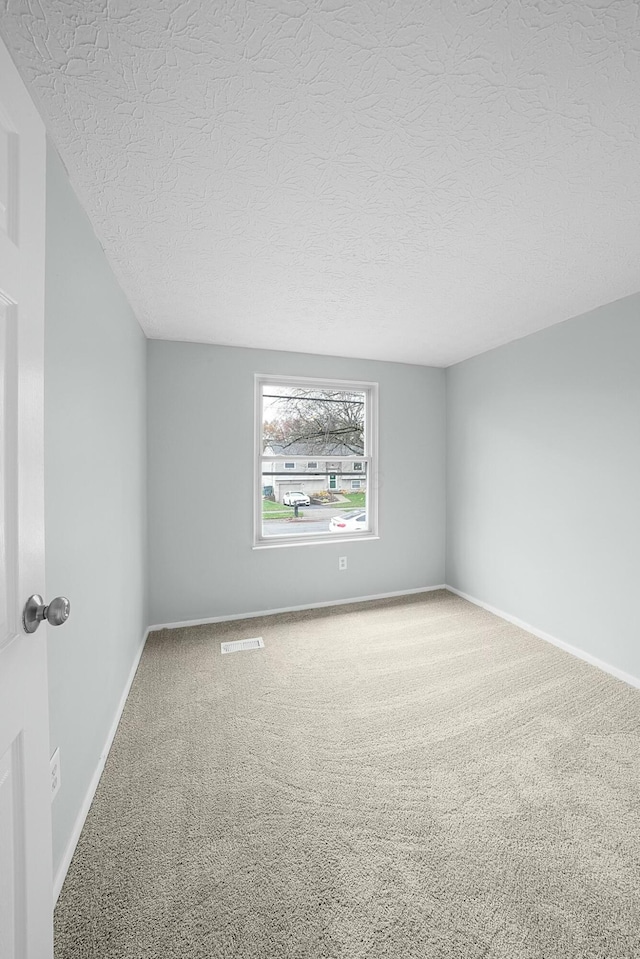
221,637,265,655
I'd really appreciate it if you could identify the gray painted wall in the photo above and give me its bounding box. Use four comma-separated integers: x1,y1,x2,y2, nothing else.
44,147,640,882
147,341,446,625
446,296,640,681
45,146,148,878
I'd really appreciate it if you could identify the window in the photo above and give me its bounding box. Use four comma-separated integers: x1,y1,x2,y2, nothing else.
255,374,378,546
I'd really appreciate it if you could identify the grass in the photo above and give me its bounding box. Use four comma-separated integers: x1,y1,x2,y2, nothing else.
338,492,366,508
262,499,287,513
261,491,364,519
262,499,304,520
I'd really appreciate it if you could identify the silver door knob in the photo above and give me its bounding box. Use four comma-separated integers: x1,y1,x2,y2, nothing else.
23,595,71,634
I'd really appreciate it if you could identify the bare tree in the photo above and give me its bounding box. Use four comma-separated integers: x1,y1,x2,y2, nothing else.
263,388,365,455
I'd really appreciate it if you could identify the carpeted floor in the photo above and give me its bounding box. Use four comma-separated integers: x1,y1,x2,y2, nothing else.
54,590,640,958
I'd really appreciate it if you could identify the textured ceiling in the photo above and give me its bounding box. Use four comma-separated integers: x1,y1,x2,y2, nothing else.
2,1,640,366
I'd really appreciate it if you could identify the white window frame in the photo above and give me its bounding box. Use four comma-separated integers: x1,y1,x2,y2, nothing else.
351,480,361,490
283,462,296,469
254,373,379,548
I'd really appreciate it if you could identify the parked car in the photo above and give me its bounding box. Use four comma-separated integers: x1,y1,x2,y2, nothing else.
282,491,310,506
329,510,367,532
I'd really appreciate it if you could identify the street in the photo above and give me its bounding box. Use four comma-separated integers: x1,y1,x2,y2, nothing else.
263,503,339,537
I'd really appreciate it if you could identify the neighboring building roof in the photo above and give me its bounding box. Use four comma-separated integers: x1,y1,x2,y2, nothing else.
264,440,360,457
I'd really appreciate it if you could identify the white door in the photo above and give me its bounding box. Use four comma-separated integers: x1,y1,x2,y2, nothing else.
0,34,54,959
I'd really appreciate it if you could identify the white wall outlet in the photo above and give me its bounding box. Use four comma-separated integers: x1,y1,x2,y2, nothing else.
338,556,347,571
50,747,61,802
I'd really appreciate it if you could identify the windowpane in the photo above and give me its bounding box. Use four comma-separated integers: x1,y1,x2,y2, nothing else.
262,385,365,457
256,376,376,545
261,459,368,539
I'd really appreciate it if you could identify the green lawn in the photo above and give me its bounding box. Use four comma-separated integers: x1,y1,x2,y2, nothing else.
262,498,286,513
262,499,304,520
339,492,366,508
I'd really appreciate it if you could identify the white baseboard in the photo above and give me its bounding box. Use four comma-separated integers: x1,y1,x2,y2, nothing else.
53,627,150,905
53,586,444,901
445,585,640,691
149,585,447,632
52,584,638,905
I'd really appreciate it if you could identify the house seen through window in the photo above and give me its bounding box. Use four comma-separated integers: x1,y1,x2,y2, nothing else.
255,375,378,545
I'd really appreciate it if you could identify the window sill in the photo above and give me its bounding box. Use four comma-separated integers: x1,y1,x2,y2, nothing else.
253,532,380,550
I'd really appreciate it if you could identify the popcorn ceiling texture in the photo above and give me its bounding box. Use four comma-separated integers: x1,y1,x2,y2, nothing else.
2,0,640,365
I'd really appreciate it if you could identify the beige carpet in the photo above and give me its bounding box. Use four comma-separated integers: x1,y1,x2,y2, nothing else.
55,590,640,958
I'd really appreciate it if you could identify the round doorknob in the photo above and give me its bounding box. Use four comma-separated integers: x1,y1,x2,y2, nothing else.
22,595,71,634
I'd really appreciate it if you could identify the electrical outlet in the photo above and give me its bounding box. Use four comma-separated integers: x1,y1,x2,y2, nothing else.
338,556,347,571
50,748,61,802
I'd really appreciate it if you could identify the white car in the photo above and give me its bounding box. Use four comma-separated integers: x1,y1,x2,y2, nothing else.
282,491,310,506
329,510,367,532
